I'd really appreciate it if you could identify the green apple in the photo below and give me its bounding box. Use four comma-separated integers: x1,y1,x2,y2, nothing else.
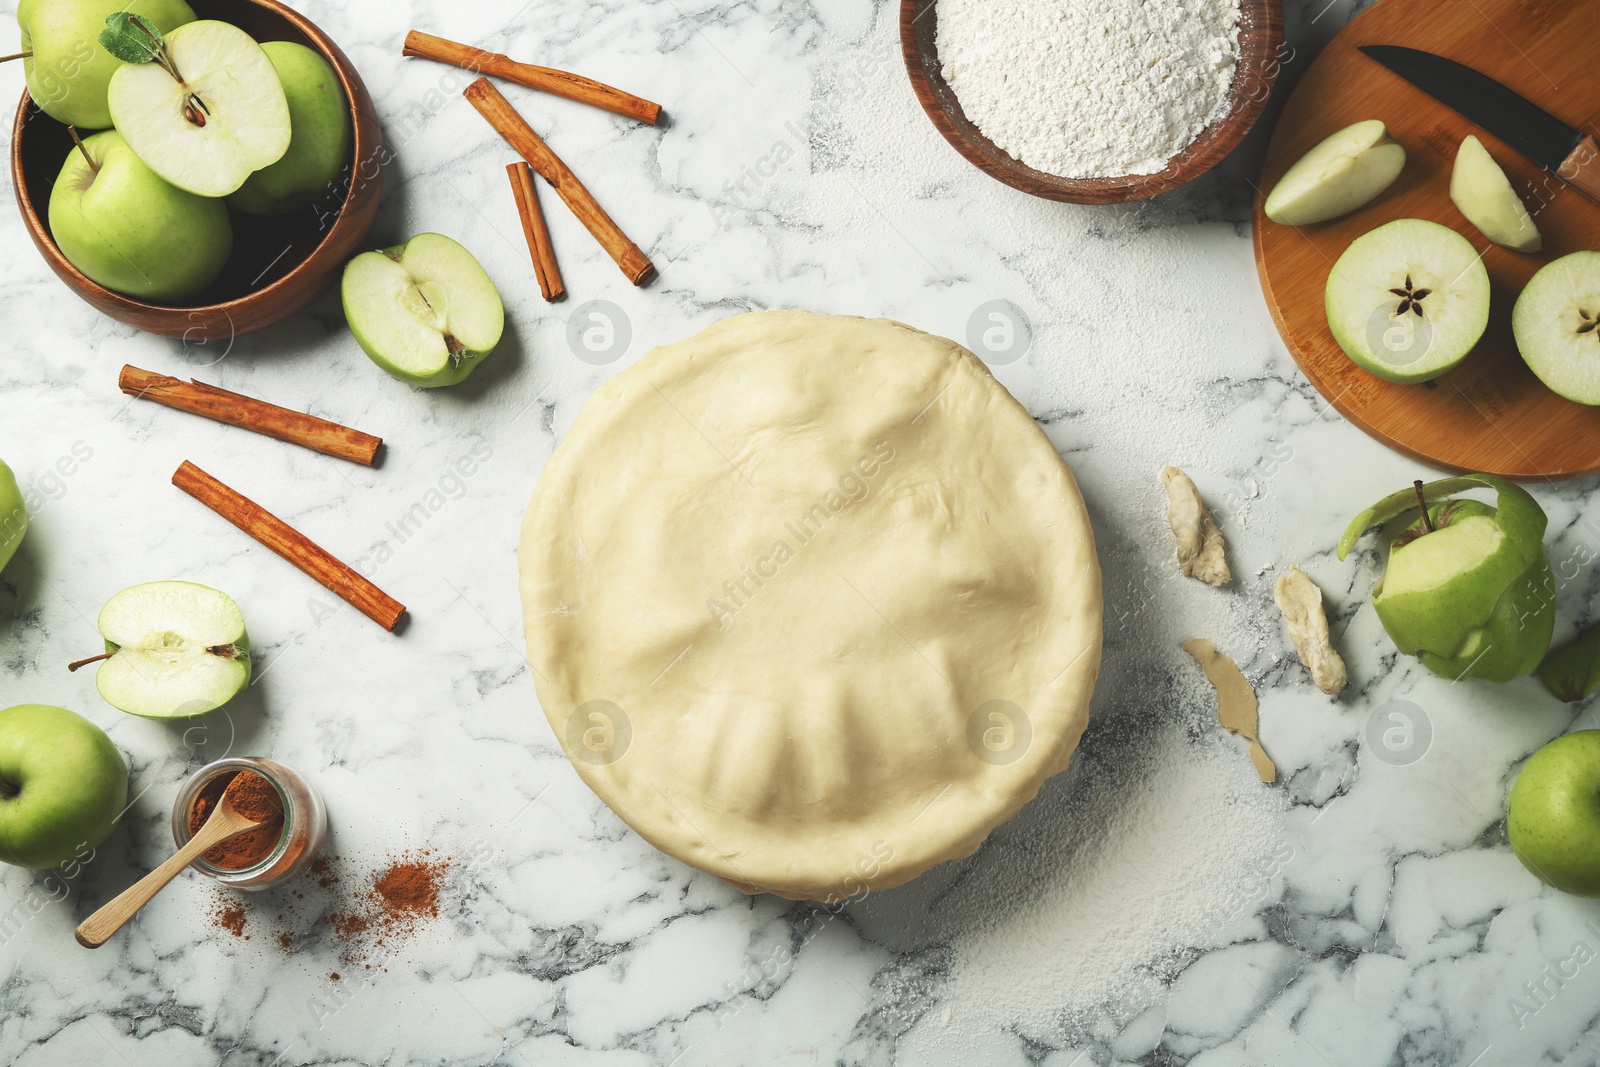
342,233,505,388
0,459,25,576
229,41,350,215
1264,119,1407,226
1539,624,1600,703
1325,218,1492,384
87,581,250,719
1338,474,1554,682
1513,251,1600,405
1451,135,1541,253
15,0,195,129
0,704,127,869
1507,730,1600,896
106,19,290,197
48,129,231,302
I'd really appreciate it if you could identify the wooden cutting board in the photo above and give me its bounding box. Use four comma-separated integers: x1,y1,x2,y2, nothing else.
1253,0,1600,480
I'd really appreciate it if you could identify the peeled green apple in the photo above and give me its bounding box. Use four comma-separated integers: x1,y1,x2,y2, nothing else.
1513,251,1600,405
1507,730,1600,896
1338,474,1554,682
229,41,350,215
0,704,127,869
0,459,25,576
106,19,290,198
342,233,505,388
1539,624,1600,702
48,129,231,302
1264,120,1407,226
15,0,195,129
1451,135,1541,253
89,581,250,719
1325,218,1491,384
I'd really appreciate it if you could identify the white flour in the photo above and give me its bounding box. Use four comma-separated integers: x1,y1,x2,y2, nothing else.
937,0,1243,179
935,721,1288,1034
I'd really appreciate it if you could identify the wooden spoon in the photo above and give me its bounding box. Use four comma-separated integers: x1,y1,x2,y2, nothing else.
75,788,263,949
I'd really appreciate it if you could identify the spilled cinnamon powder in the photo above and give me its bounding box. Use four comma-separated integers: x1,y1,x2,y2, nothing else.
203,849,453,968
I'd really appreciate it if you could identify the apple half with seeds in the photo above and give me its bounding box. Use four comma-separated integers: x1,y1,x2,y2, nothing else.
85,581,250,718
342,233,505,388
105,18,290,197
1325,218,1491,384
1513,251,1600,405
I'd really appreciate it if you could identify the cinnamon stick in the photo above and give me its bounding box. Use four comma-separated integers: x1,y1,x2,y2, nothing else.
121,366,382,466
464,78,655,286
404,30,661,126
172,462,406,632
507,162,566,302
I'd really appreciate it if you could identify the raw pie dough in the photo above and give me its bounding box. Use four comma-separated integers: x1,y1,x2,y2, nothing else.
519,311,1103,900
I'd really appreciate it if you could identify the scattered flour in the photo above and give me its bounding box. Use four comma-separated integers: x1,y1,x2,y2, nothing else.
937,0,1243,179
933,720,1287,1033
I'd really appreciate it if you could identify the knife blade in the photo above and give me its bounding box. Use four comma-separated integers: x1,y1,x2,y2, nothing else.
1358,45,1582,172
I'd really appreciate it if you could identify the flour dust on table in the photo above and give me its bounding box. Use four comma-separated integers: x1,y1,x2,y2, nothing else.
938,0,1243,178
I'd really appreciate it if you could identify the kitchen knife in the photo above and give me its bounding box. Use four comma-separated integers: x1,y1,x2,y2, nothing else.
1358,44,1600,206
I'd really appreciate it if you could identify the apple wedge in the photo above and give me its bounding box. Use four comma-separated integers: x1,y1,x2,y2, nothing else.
1513,251,1600,405
1451,135,1541,253
1264,120,1407,227
105,19,290,197
1325,218,1491,384
89,581,250,719
342,233,505,388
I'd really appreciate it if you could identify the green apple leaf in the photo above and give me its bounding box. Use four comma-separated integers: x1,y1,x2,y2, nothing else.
98,13,165,65
1336,474,1546,559
1538,624,1600,702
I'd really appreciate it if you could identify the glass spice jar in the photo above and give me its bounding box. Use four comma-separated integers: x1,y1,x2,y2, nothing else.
170,757,327,891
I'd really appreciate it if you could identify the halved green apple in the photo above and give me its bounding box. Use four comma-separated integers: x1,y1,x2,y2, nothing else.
342,233,505,388
106,19,290,197
1325,218,1491,384
1513,251,1600,405
89,581,250,718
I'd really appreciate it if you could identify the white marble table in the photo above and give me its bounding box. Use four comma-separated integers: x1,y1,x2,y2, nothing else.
3,0,1599,1063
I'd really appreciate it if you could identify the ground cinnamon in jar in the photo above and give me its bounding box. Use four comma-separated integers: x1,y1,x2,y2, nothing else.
187,770,286,869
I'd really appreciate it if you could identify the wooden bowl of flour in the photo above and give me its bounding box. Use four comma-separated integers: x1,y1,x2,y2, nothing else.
899,0,1283,203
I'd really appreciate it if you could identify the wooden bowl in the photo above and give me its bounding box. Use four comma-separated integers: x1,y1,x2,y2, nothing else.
899,0,1284,204
10,0,383,341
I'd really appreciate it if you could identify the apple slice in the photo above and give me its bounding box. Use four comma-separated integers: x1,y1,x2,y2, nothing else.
105,19,290,197
1513,251,1600,405
342,233,505,388
1264,120,1407,226
89,581,250,719
1451,135,1541,253
1325,218,1491,384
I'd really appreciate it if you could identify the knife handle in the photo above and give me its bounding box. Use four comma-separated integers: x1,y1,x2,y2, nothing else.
1558,136,1600,205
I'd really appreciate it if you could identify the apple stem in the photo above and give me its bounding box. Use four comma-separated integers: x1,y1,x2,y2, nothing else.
0,51,32,64
66,126,98,175
67,652,114,673
1414,480,1434,534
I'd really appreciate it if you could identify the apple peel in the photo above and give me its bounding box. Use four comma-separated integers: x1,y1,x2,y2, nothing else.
1337,474,1544,561
1184,638,1275,784
1161,466,1230,586
1274,567,1347,696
